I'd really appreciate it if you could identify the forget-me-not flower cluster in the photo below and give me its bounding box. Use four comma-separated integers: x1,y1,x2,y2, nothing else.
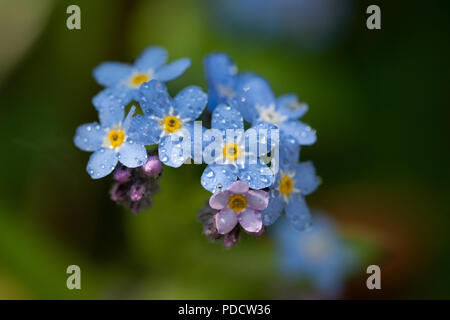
74,47,320,246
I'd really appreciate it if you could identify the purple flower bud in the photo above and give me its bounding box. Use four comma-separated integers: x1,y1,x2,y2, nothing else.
130,183,146,202
110,183,127,202
223,229,240,248
129,201,141,215
142,155,162,177
113,166,132,183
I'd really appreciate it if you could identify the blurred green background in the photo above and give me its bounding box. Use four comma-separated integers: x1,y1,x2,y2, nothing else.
0,0,449,299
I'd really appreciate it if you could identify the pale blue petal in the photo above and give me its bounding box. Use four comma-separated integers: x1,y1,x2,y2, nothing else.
279,134,300,170
93,62,132,87
201,164,239,193
285,194,312,231
233,73,276,123
127,88,142,103
92,87,130,111
294,161,320,195
127,115,161,145
98,102,125,129
138,80,172,117
134,46,167,71
74,122,104,152
86,148,118,179
158,134,190,168
211,104,243,130
238,163,274,189
173,85,207,120
276,94,308,119
281,120,317,145
117,139,147,168
262,194,284,226
154,58,191,82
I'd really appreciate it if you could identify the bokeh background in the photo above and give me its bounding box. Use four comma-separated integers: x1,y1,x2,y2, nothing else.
0,0,449,299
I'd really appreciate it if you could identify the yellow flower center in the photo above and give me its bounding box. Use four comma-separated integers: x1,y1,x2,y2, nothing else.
130,73,149,87
228,194,247,212
222,143,242,161
279,176,294,195
163,115,182,134
107,129,125,148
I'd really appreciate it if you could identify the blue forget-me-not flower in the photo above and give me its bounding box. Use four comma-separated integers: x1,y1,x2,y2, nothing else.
127,80,208,168
201,104,276,193
93,46,191,105
234,73,316,146
74,97,148,179
274,215,358,297
262,160,319,231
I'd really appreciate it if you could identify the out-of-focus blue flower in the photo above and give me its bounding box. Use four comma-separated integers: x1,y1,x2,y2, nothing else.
234,74,316,146
74,102,147,179
207,0,352,50
274,215,358,297
128,80,207,168
262,161,319,231
201,104,275,193
93,46,191,105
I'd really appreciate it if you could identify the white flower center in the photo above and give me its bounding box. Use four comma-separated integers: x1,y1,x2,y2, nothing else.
256,104,287,126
